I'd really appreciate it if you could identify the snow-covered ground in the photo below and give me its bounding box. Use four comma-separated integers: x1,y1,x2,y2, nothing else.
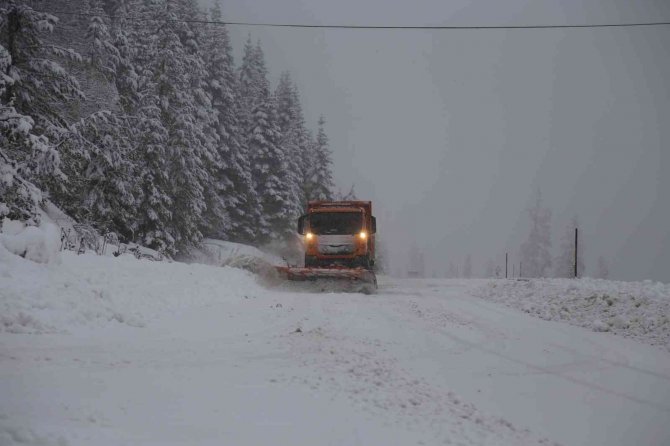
2,232,670,445
473,278,670,350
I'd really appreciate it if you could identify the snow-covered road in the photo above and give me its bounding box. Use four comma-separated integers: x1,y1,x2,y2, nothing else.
2,253,669,445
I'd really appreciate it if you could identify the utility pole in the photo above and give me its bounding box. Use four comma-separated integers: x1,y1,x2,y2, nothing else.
512,263,515,278
574,227,579,278
505,252,508,279
519,262,522,278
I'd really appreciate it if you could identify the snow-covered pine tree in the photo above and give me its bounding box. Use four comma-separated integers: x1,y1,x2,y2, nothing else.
126,0,177,253
109,0,141,115
169,0,229,245
200,1,260,242
554,216,585,278
0,1,83,210
51,0,141,237
238,35,266,124
289,81,313,208
520,190,552,277
308,115,334,201
136,0,211,254
274,71,307,224
85,0,120,80
0,99,44,223
250,93,291,242
596,256,609,279
239,39,294,242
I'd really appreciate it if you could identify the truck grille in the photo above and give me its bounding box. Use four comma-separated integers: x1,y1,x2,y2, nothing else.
318,243,355,255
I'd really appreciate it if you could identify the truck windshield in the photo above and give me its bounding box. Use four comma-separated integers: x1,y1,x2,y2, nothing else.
309,212,362,235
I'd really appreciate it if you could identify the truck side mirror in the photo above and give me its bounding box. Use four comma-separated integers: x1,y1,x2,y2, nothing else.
371,216,377,234
297,215,307,234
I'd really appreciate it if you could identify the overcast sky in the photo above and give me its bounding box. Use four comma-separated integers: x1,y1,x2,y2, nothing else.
201,0,669,282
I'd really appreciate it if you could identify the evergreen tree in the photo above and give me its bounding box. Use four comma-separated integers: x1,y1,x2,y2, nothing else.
274,70,306,218
128,0,177,253
0,1,83,201
159,0,211,252
0,101,44,223
248,93,290,241
239,39,294,241
64,110,139,236
58,2,139,237
170,0,227,246
238,35,268,122
85,0,120,80
309,115,334,201
520,190,552,277
201,1,258,242
109,0,141,115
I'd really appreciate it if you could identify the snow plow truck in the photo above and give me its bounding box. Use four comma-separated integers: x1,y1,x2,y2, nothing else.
276,201,378,293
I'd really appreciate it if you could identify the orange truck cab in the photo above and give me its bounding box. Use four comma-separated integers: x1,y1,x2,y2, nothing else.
297,201,377,270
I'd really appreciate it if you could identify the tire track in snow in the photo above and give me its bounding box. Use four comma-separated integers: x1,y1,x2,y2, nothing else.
274,295,559,446
386,288,670,414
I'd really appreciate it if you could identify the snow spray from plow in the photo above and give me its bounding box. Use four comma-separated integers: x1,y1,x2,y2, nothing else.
275,266,378,294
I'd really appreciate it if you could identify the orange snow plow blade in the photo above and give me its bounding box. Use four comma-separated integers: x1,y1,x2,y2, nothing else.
275,266,377,294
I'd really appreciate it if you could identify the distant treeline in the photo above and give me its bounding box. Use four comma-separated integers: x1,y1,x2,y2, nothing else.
0,0,334,255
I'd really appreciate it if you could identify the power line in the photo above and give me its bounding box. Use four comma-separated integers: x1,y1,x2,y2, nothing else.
39,10,670,30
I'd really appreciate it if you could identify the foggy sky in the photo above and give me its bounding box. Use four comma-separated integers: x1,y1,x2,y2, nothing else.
200,0,670,282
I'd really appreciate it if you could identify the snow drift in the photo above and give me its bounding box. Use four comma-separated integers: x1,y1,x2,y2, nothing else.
474,278,670,349
0,243,263,335
0,218,60,264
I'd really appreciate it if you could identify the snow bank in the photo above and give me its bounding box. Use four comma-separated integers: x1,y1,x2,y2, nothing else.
0,421,66,446
0,247,263,335
473,278,670,349
0,218,60,264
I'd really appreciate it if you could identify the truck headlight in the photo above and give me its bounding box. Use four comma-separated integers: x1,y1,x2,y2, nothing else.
305,232,314,241
359,231,367,240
